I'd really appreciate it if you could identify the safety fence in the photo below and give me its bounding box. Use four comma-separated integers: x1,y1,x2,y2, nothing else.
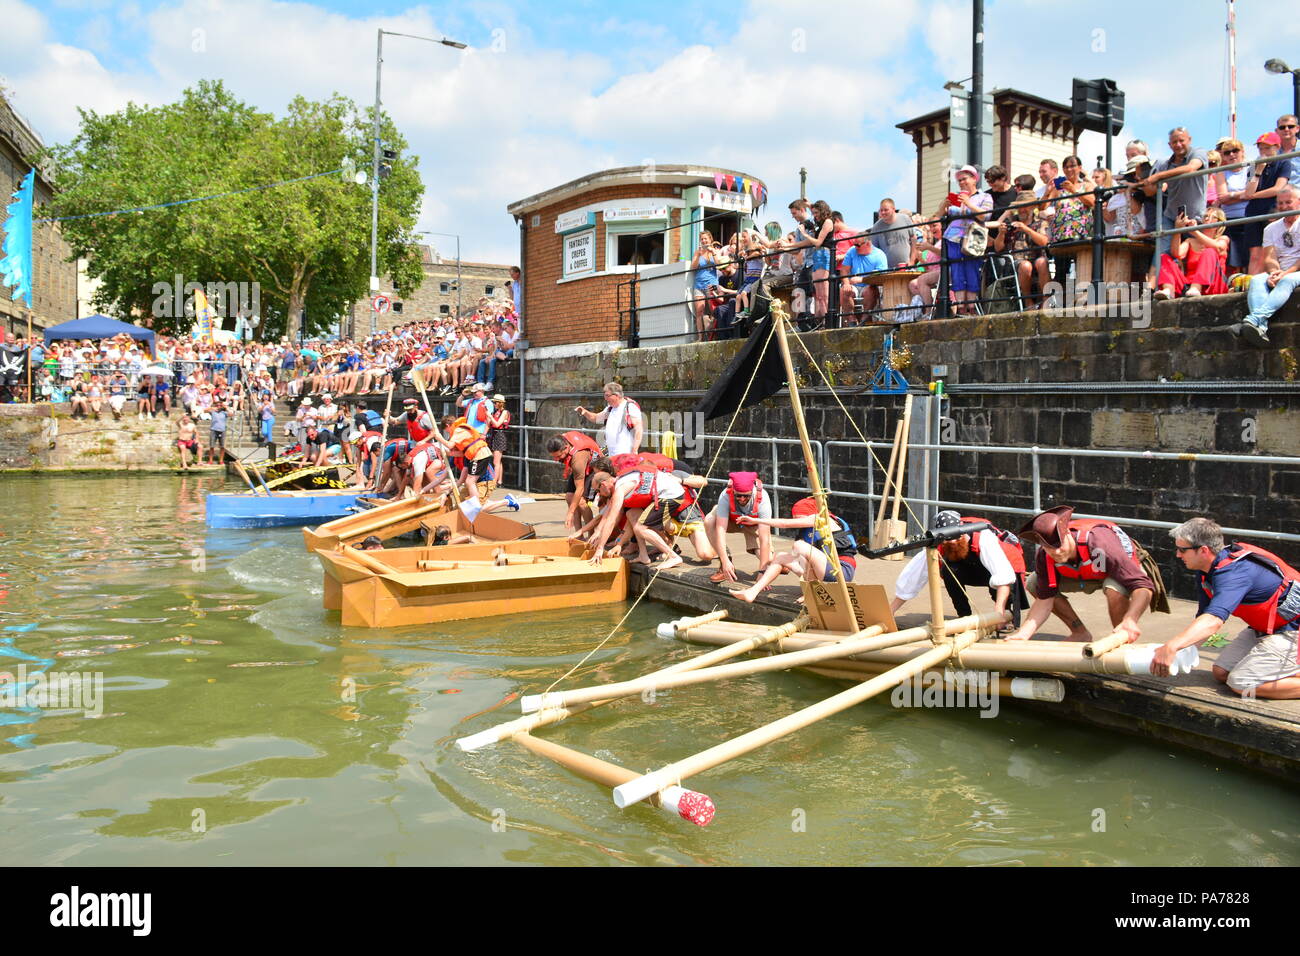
501,421,1300,547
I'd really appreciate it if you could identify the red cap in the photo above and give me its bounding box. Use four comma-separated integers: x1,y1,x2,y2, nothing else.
1258,131,1282,146
791,496,819,518
729,471,757,494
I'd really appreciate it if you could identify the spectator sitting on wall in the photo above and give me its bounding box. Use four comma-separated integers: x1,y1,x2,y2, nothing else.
1154,208,1230,300
870,199,917,269
838,234,889,323
909,220,944,318
1232,184,1300,347
995,192,1053,308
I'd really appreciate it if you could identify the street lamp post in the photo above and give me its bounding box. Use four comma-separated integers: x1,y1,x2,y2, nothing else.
1266,58,1300,118
370,28,466,336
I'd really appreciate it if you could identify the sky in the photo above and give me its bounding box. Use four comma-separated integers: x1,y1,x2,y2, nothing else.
2,0,1298,266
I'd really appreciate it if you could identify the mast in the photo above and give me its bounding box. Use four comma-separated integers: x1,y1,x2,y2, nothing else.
770,302,856,624
1227,0,1237,140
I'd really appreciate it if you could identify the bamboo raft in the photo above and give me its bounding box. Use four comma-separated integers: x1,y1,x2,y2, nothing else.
454,303,1201,827
304,492,456,551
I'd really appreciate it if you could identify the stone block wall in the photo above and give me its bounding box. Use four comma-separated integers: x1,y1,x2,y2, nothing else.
0,404,189,470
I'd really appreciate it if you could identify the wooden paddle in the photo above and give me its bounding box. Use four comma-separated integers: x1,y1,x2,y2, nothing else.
880,394,913,559
870,418,904,550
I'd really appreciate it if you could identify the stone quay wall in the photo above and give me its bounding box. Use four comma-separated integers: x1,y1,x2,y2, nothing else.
0,404,190,471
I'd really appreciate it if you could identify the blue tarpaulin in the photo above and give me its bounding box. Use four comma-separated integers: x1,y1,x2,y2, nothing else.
43,315,156,354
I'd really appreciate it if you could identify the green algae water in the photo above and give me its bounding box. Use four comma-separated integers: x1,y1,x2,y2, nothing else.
1,474,1297,866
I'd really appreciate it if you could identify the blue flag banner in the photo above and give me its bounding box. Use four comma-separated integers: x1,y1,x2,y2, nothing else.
1,168,35,307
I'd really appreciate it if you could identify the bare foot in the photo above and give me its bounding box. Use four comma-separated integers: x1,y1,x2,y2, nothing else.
632,556,653,566
1066,626,1094,643
731,587,757,603
656,554,683,570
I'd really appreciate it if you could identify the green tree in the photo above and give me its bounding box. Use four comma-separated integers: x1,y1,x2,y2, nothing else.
46,80,423,340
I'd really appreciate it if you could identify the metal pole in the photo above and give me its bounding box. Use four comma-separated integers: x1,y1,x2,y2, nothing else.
369,28,383,338
970,0,984,169
456,234,462,319
799,167,807,200
1294,71,1300,118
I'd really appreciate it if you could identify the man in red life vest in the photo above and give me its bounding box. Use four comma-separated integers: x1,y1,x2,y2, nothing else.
704,471,774,584
581,466,708,568
891,511,1028,628
1154,517,1300,698
1009,505,1156,644
547,430,601,533
435,416,493,501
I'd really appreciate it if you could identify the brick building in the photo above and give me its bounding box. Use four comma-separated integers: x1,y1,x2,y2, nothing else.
898,88,1084,217
0,94,78,339
507,164,767,351
347,244,515,336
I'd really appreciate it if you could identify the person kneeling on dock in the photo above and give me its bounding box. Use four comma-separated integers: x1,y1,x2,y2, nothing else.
731,496,857,603
891,510,1028,629
1009,506,1166,644
704,471,774,583
581,467,708,568
1153,517,1300,699
435,416,494,501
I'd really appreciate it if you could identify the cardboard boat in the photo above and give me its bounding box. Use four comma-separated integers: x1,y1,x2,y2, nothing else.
316,536,628,628
206,487,362,529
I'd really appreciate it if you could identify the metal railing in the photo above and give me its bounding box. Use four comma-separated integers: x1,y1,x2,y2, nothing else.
500,421,1300,548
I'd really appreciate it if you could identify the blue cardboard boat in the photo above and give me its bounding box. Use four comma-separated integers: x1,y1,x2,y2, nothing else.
206,488,363,529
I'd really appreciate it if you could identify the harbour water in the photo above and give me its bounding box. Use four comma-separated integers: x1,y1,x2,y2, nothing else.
1,475,1297,866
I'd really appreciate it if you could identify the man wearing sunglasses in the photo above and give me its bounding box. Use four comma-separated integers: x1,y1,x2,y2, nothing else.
1233,184,1300,347
1153,518,1300,699
1277,114,1300,188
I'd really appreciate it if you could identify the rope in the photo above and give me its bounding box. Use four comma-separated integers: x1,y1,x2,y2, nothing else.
542,319,780,694
784,328,968,592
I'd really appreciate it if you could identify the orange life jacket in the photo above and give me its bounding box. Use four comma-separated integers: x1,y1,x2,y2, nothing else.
449,420,489,462
611,451,674,475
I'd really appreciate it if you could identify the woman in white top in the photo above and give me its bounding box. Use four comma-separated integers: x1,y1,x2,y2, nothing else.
1212,138,1252,273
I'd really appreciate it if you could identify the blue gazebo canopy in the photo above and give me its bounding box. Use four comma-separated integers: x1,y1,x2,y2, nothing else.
43,315,156,354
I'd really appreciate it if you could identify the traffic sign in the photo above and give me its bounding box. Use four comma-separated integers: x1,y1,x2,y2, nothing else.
371,294,391,314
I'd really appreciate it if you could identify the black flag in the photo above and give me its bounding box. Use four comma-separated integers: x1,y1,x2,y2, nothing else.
0,346,28,388
693,280,787,421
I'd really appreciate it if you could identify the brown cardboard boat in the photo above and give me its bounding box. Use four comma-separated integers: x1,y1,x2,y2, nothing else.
316,537,628,628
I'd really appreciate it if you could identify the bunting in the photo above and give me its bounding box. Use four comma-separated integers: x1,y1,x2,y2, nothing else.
0,169,35,307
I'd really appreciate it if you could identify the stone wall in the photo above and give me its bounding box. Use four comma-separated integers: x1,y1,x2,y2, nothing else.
517,291,1300,599
0,404,190,470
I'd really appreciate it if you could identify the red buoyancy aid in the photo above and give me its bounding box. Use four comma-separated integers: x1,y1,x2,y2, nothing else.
560,430,601,480
611,451,674,475
724,480,766,522
963,516,1027,574
406,411,432,442
620,467,659,509
1203,543,1300,647
1045,518,1133,588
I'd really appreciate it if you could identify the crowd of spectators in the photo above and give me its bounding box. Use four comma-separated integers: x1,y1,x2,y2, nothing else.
680,113,1299,336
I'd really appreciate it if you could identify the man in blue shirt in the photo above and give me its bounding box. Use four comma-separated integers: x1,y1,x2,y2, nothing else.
838,235,889,322
1154,517,1300,698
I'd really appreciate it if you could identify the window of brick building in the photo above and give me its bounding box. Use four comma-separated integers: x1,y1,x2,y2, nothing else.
439,305,450,314
485,285,494,295
440,282,450,293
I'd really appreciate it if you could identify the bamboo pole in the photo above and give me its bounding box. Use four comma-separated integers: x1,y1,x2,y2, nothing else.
230,457,264,496
664,609,730,637
1083,631,1132,658
926,547,945,637
679,628,1174,676
770,306,855,626
612,628,984,809
512,734,716,826
802,663,1064,701
518,613,1002,715
871,418,904,546
458,617,816,752
889,395,914,528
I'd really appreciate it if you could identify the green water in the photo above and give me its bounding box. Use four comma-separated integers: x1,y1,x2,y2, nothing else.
1,474,1296,866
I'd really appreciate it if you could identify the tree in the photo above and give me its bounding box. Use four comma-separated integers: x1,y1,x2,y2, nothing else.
45,80,423,339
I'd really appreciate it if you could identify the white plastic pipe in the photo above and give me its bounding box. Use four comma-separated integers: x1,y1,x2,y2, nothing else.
1123,644,1199,677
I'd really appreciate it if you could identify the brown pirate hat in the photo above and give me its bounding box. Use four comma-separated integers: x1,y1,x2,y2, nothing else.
1018,505,1074,548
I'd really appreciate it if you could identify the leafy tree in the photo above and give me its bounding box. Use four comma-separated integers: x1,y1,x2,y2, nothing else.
45,80,423,340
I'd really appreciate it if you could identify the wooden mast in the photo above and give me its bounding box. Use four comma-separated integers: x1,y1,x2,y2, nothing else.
769,302,856,629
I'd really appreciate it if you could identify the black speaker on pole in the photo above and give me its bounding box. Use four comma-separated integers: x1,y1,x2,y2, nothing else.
1071,78,1125,134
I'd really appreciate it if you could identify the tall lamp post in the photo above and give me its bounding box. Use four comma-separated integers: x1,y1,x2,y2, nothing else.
370,28,466,336
1266,58,1300,117
420,231,462,318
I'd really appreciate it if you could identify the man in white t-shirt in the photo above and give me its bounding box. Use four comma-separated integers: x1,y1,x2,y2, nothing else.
1235,185,1300,347
575,381,642,456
